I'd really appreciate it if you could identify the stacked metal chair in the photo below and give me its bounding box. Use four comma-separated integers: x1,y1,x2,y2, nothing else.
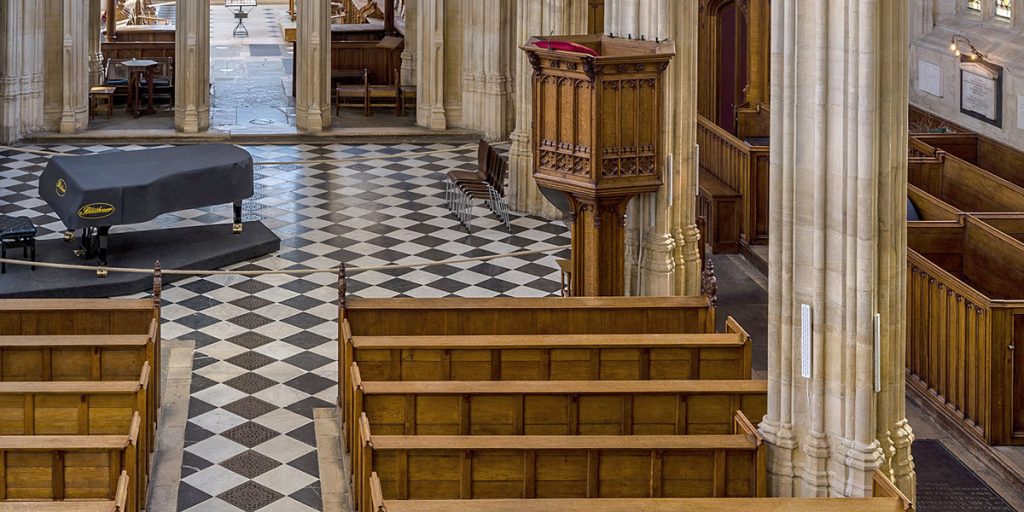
445,140,512,233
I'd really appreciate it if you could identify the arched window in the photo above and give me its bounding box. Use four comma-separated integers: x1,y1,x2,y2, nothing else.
995,0,1012,18
967,0,982,11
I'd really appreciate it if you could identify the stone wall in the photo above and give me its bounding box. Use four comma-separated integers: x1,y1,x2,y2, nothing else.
909,0,1024,146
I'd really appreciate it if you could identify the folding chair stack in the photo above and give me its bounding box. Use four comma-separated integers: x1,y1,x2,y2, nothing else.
444,140,512,233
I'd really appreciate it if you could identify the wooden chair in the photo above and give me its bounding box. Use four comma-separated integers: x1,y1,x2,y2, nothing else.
365,69,401,117
335,69,367,115
398,70,416,116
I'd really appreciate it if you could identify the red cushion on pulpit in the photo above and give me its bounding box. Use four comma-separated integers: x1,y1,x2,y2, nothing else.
534,40,600,56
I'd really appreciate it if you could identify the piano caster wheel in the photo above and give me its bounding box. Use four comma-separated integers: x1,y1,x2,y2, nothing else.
232,223,243,234
63,231,74,242
73,249,86,257
96,268,108,279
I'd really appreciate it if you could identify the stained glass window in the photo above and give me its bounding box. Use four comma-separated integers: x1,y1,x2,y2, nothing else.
967,0,982,11
995,0,1012,18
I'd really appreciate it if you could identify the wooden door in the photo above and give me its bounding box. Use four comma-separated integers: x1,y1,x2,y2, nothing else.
716,1,749,135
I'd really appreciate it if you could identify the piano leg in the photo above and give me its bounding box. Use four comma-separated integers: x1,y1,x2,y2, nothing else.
97,226,110,278
233,201,243,234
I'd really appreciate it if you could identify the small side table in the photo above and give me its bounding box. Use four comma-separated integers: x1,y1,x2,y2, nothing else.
89,86,117,119
123,59,159,118
0,215,37,274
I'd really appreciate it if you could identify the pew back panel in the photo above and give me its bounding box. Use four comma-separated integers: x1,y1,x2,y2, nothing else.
0,300,156,336
348,365,767,453
341,317,752,417
344,297,715,336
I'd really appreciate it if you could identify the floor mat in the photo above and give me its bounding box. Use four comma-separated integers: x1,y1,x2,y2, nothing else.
914,439,1016,511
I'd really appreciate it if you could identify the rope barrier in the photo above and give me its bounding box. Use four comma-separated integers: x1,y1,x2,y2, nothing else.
0,144,481,167
0,245,570,277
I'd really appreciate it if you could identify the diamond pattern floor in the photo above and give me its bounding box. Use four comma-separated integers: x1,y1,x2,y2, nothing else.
0,142,570,512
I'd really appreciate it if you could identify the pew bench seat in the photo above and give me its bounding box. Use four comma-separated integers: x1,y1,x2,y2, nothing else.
697,169,742,254
355,412,766,512
0,470,128,512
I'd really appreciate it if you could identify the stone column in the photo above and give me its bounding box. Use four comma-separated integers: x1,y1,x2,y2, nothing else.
416,0,446,130
400,0,416,86
0,0,25,143
461,0,512,140
60,0,90,133
43,0,63,131
507,0,589,219
175,0,211,133
604,0,700,296
760,0,914,499
89,0,104,86
295,0,331,132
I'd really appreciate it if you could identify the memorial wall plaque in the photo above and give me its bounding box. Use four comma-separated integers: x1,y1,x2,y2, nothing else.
918,59,942,97
959,58,1002,127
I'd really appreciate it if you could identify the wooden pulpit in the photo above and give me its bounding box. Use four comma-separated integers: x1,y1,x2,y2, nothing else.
522,35,675,296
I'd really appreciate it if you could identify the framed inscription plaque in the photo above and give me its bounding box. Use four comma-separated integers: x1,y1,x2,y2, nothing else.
959,57,1002,127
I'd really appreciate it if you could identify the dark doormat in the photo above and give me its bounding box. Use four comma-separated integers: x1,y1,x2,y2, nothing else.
914,439,1017,511
0,221,280,299
249,44,282,57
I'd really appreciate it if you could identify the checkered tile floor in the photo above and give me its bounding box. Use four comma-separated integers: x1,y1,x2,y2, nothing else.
0,142,570,512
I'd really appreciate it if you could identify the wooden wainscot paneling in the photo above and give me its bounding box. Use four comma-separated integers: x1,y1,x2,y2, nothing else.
907,216,1024,445
355,411,766,512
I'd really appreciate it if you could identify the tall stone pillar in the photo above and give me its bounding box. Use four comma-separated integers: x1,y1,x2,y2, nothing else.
0,0,25,143
507,0,588,218
43,0,63,131
89,0,104,86
400,0,416,86
295,0,331,132
760,0,914,499
416,0,446,130
60,0,90,133
460,0,512,140
604,0,700,297
175,0,211,133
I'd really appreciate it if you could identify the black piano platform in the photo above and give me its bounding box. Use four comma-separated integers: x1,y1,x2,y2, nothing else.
0,222,280,299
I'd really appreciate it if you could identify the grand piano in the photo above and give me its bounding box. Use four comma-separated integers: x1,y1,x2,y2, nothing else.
39,144,255,272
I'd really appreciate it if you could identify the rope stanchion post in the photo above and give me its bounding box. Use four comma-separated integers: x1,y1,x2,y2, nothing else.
338,262,347,320
152,260,162,310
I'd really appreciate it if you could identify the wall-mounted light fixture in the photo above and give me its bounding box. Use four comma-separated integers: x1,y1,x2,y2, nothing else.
950,35,986,62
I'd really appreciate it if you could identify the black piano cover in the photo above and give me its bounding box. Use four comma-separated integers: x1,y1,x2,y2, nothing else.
39,144,254,230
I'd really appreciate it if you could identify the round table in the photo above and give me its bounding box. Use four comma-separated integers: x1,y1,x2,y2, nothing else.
123,59,160,118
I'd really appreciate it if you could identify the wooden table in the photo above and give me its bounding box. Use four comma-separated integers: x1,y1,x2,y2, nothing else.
123,59,159,118
89,86,117,120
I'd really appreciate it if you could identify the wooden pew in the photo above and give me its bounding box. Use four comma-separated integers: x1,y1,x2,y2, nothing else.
347,362,767,453
0,326,159,456
696,116,770,254
355,411,766,512
907,184,961,224
0,363,151,505
912,132,1024,191
343,296,715,337
341,316,751,420
0,472,129,512
907,216,1024,445
908,138,1024,215
369,473,911,512
0,413,141,512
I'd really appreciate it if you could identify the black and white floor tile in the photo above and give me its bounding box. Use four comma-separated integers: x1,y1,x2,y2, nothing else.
0,142,570,512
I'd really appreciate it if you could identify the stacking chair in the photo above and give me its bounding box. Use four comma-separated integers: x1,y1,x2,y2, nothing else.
445,141,512,233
